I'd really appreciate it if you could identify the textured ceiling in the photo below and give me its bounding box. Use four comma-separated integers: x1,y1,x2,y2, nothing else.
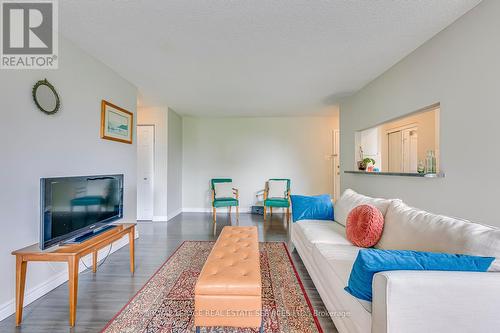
60,0,481,116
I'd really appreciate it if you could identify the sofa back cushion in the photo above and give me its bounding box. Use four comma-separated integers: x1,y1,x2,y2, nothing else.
335,189,394,226
376,201,500,258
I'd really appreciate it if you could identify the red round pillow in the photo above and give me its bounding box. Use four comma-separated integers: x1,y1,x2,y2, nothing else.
346,204,384,248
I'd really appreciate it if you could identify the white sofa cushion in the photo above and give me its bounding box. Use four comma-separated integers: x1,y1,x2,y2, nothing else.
312,243,373,313
293,232,371,333
292,220,351,256
376,201,500,258
335,189,395,226
313,243,362,263
312,243,373,316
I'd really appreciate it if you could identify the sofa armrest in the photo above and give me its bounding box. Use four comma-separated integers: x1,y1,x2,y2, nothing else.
372,270,500,333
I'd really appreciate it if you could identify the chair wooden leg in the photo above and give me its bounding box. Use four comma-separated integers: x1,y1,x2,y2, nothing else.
236,206,239,220
287,207,290,224
212,207,216,224
229,206,232,215
263,206,267,222
270,207,273,217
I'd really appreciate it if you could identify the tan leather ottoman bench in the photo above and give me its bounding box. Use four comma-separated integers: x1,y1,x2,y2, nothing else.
195,226,263,332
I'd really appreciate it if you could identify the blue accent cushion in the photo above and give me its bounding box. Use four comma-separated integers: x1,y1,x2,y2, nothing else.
290,194,334,222
345,249,495,302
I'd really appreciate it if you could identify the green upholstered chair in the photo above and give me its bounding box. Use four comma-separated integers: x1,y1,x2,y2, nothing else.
263,178,291,223
211,178,239,223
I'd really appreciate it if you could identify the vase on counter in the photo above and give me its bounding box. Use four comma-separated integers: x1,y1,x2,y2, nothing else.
425,151,436,174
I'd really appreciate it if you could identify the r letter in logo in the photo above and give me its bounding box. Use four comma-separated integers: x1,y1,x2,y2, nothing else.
1,0,58,69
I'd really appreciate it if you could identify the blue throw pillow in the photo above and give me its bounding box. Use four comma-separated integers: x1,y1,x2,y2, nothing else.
290,194,334,222
345,249,495,302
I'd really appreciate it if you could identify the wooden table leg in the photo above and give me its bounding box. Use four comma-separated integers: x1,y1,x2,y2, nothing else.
15,256,27,326
68,256,79,326
129,227,135,273
92,251,98,273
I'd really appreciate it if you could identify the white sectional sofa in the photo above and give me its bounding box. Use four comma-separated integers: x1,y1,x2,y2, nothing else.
291,189,500,333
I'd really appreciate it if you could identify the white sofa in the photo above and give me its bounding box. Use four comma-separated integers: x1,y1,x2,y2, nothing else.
291,189,500,333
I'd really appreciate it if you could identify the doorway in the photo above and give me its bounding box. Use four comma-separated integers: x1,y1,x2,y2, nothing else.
137,125,154,220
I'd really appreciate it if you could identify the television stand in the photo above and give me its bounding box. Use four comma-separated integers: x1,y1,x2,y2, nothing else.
12,223,136,327
63,224,117,245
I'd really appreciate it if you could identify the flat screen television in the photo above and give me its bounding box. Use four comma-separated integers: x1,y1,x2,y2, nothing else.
40,174,124,250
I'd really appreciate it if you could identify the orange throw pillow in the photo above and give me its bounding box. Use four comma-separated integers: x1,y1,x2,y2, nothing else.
346,204,384,248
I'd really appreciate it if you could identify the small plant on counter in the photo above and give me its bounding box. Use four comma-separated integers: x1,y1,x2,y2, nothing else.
358,158,375,171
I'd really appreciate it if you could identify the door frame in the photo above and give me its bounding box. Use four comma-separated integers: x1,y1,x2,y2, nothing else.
331,129,340,201
137,124,155,221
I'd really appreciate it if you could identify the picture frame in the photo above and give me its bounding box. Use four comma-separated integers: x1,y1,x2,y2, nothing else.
100,100,133,144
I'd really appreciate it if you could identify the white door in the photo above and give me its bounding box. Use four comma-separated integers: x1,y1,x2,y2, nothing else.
137,125,154,220
402,127,418,173
332,130,340,201
387,131,403,172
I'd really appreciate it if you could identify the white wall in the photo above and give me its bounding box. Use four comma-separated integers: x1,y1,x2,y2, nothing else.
167,109,183,219
182,115,339,211
0,37,137,319
137,106,168,220
340,0,500,226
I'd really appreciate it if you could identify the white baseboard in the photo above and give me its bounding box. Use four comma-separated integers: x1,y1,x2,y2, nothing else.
182,208,211,213
182,207,253,213
167,208,182,221
152,215,169,222
0,232,139,322
152,208,183,222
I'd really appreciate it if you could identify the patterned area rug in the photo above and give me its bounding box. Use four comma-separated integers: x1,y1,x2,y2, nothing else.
102,241,323,333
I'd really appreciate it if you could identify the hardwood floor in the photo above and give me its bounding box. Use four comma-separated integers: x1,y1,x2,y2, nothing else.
0,212,338,333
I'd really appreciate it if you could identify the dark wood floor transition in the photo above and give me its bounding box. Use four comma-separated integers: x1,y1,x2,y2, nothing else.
0,213,338,333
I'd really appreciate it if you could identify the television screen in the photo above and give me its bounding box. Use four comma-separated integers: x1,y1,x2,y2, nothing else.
40,174,123,249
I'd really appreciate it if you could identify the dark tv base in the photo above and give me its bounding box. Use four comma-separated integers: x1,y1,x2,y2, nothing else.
62,225,117,245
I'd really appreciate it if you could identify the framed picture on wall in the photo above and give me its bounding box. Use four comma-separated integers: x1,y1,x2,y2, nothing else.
100,100,133,144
